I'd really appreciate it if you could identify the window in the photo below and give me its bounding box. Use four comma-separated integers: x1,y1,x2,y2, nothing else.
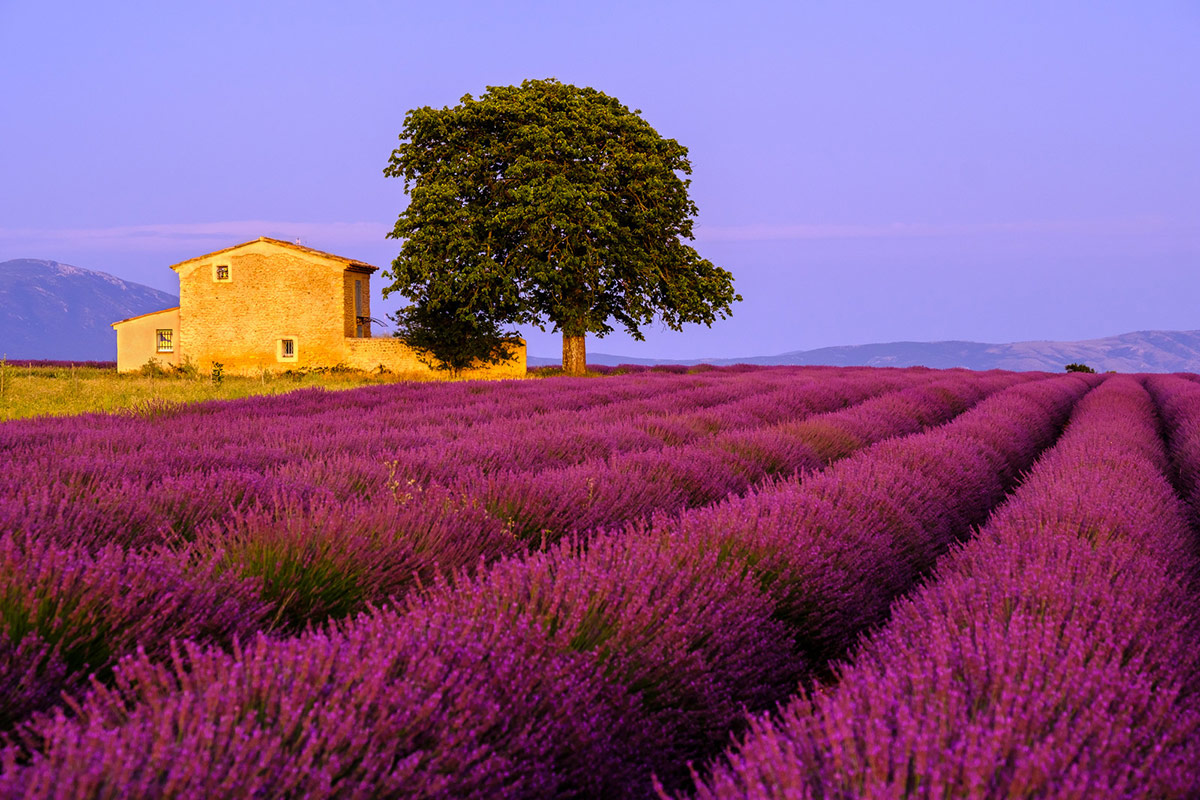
278,338,297,361
156,329,173,353
215,264,231,282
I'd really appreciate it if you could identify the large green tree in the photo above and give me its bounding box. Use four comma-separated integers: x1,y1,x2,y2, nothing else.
383,78,739,375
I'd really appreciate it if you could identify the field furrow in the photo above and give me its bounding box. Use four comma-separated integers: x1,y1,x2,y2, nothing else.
377,370,923,484
0,370,1029,735
0,368,922,551
1144,373,1200,531
0,372,1093,798
688,375,1200,799
456,369,1029,544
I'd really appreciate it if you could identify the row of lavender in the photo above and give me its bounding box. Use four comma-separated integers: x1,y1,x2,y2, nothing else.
0,373,1093,797
0,366,1022,604
1147,373,1200,533
689,374,1200,798
1,367,930,551
201,369,1026,631
1,361,116,369
0,369,1026,733
1,365,868,461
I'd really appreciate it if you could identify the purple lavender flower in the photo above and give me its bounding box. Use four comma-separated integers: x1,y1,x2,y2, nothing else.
689,376,1200,799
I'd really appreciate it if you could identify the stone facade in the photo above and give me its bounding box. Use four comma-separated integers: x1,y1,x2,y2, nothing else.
171,239,371,373
343,337,526,379
111,238,526,378
111,307,181,371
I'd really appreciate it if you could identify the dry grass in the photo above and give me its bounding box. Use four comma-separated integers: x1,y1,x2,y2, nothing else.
0,361,468,422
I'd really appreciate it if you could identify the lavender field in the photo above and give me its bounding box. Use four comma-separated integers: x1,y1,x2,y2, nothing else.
3,365,1200,798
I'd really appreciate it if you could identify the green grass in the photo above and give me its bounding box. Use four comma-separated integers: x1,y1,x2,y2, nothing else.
0,361,459,422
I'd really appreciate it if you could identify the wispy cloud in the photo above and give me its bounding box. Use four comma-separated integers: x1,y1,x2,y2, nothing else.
694,217,1194,242
0,221,395,254
1,216,1192,255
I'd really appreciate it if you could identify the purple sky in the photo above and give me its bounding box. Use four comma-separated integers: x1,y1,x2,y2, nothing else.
2,1,1197,360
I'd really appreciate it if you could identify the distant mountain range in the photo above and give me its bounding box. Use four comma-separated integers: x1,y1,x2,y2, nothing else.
0,259,177,361
530,329,1200,373
2,257,1197,372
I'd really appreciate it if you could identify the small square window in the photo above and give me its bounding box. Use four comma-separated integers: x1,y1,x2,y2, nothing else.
215,264,231,282
279,338,296,360
156,329,173,353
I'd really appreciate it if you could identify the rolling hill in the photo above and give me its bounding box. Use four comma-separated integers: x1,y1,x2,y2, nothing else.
531,330,1200,373
0,259,177,361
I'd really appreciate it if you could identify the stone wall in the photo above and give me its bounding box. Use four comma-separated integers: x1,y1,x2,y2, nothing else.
344,336,527,379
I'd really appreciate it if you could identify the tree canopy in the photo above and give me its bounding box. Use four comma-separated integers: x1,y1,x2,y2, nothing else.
383,78,739,375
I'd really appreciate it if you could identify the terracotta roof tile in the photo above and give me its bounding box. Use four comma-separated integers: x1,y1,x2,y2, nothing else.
168,237,378,272
110,306,180,328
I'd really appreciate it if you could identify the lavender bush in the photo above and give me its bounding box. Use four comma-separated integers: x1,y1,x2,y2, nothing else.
0,371,1084,797
654,373,1093,661
1145,373,1200,528
466,371,1030,545
690,376,1200,799
1,368,923,551
11,366,1165,799
416,530,799,790
0,534,270,729
3,605,647,799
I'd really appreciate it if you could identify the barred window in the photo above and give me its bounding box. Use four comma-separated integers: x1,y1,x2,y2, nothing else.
156,329,173,353
280,338,296,360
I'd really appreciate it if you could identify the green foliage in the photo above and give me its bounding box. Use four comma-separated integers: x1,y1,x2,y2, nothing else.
0,364,447,422
139,357,169,378
1065,363,1096,374
383,78,740,371
0,563,113,687
280,363,356,382
391,298,521,377
123,397,183,419
139,357,201,380
210,362,225,384
173,356,199,379
220,538,364,633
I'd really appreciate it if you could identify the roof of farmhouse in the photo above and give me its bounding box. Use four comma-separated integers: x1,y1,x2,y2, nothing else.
168,237,379,273
111,305,180,328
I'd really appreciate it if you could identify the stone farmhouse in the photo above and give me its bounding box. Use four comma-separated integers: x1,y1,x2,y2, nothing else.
111,237,525,377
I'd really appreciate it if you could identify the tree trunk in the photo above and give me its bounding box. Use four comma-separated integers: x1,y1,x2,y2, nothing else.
562,333,587,376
